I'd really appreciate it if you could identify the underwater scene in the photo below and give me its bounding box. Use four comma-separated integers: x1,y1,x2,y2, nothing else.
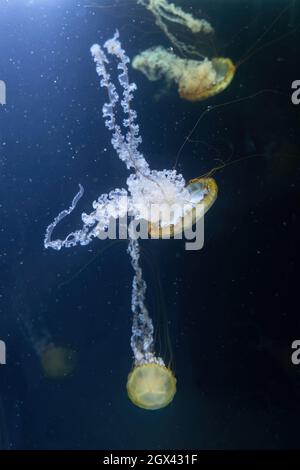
0,0,300,452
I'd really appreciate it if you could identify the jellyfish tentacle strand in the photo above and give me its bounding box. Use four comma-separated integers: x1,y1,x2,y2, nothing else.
138,0,213,57
128,234,164,366
91,31,149,175
138,0,214,34
44,183,85,251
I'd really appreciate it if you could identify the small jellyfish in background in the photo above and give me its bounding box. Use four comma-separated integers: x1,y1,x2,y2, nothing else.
89,1,293,102
133,0,236,101
132,0,293,102
21,315,77,379
44,31,217,409
87,0,235,101
132,47,235,102
12,276,76,379
36,340,77,379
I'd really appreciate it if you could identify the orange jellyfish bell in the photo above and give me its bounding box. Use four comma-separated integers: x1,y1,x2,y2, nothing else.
179,57,236,102
132,47,236,103
148,176,218,238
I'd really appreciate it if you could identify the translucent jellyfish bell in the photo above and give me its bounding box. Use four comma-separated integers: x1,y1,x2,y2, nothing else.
179,57,236,102
148,177,218,238
132,48,236,103
127,363,176,410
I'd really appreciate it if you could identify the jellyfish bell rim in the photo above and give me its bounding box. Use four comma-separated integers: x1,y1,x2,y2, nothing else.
127,362,177,411
148,176,218,238
180,57,236,102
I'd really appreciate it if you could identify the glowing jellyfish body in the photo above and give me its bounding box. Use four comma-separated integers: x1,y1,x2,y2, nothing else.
127,363,176,410
44,31,217,409
132,0,235,101
148,177,218,238
22,322,76,379
179,57,236,102
40,345,77,379
132,47,235,102
26,325,76,379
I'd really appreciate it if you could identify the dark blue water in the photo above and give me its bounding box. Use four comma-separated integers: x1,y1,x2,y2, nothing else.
0,0,299,449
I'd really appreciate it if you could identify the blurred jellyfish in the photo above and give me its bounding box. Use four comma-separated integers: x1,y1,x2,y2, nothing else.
13,274,76,379
21,315,76,379
44,31,217,409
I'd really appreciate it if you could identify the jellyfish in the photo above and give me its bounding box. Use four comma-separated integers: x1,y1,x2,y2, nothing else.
44,31,217,409
132,46,235,102
132,0,235,101
133,1,292,102
12,305,77,378
20,312,77,379
13,274,76,379
89,1,291,103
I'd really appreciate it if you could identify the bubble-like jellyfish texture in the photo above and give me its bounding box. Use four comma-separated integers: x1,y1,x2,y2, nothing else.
40,345,77,379
127,363,176,410
132,47,235,102
180,57,236,101
148,177,218,238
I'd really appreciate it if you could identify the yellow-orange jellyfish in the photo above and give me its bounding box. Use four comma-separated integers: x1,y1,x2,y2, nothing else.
127,363,176,410
179,57,236,102
132,0,235,101
132,47,235,102
148,177,218,238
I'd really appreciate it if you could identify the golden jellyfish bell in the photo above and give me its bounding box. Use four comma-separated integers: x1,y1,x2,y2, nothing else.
132,47,236,104
127,363,176,410
148,176,218,238
179,57,236,102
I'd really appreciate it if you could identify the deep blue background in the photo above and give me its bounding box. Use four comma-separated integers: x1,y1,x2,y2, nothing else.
0,0,299,449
